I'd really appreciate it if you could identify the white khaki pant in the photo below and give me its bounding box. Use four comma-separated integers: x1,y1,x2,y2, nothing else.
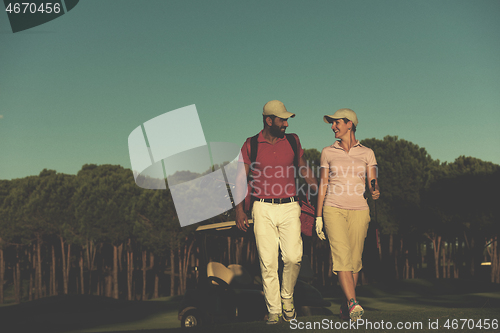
252,200,302,314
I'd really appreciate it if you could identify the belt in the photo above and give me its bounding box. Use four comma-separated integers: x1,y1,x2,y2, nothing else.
258,196,298,204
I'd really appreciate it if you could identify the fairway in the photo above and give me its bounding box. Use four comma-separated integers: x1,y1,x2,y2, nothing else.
1,279,499,333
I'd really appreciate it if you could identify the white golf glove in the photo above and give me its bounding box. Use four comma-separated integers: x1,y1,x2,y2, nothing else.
315,217,326,240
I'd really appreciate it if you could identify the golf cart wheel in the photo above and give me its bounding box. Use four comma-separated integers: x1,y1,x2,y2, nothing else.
181,309,202,328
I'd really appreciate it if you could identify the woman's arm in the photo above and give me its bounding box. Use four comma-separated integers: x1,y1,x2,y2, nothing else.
314,166,329,240
367,165,380,200
316,167,329,217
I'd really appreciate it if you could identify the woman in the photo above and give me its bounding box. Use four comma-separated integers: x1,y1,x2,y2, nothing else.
315,108,380,321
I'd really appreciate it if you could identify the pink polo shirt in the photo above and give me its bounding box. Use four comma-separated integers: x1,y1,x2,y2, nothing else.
241,131,303,199
320,141,377,210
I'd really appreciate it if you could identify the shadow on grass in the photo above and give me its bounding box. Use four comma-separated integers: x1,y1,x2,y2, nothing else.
0,294,182,333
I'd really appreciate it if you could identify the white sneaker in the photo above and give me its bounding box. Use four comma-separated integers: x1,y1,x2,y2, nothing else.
281,297,297,321
266,313,282,324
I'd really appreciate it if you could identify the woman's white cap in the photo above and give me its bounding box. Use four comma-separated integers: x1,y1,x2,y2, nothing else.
324,108,358,126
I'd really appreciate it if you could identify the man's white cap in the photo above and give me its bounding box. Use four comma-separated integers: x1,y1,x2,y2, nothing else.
324,108,358,126
263,100,295,119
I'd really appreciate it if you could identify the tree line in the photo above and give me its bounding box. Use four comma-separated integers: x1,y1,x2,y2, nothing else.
0,135,499,304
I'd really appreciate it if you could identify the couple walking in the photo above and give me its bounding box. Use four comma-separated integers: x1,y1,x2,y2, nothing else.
235,100,380,324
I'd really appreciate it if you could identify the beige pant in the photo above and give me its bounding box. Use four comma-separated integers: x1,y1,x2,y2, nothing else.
252,200,302,314
323,206,370,274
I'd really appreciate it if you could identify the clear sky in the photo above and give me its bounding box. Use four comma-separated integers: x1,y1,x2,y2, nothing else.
1,0,499,180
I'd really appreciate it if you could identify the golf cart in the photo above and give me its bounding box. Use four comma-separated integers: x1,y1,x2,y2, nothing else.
178,220,331,328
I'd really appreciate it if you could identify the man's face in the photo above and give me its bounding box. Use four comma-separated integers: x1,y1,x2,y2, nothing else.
270,117,288,138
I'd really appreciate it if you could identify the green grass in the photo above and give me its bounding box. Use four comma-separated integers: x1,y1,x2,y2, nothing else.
1,279,499,333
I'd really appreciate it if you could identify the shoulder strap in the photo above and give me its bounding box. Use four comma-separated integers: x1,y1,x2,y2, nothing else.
247,134,260,204
250,134,259,167
250,133,298,169
285,134,298,169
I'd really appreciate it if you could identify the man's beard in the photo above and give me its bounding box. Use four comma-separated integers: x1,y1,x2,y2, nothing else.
270,124,286,138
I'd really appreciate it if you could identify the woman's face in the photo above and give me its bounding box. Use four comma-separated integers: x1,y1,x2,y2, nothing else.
331,119,351,139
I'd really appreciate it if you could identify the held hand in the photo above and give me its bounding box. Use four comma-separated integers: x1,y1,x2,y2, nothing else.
315,217,326,241
370,179,380,200
236,209,249,232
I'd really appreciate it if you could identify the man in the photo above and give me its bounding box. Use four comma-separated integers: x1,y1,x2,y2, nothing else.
235,100,317,324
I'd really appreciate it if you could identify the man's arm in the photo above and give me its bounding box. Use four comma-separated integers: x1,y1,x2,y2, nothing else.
235,162,251,231
298,155,318,194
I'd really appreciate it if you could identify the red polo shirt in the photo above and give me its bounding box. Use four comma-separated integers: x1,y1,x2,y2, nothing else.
241,130,304,199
